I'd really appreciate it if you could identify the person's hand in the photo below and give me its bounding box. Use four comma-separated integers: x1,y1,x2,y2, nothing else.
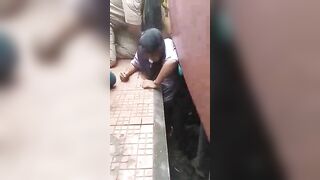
119,72,129,82
142,80,157,89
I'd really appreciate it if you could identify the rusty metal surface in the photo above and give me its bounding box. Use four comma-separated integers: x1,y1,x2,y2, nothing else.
169,0,211,140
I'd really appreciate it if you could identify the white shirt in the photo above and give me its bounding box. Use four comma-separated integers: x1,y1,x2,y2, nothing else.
131,38,180,102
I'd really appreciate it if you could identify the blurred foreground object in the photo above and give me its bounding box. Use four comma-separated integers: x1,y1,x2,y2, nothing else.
34,0,107,61
0,1,108,179
34,12,83,61
223,0,320,179
0,32,17,85
0,0,27,18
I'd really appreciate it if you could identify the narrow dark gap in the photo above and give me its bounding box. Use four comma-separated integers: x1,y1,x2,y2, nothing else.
141,1,211,179
164,74,210,180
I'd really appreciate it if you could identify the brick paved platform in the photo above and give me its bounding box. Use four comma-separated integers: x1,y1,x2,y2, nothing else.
110,60,170,180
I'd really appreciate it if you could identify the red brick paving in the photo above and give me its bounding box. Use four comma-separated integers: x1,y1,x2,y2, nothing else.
110,60,155,180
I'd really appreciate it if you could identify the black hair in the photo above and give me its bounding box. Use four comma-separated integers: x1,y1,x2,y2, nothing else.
139,28,164,54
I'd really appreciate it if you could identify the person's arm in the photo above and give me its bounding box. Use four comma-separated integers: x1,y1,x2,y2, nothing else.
154,59,177,85
120,53,141,82
142,39,179,89
142,59,178,89
120,63,138,82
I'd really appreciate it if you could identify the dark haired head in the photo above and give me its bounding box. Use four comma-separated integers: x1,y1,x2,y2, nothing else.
138,28,165,62
139,28,164,53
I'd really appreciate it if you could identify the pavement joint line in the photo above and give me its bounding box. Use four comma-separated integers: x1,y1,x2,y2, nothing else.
110,60,169,179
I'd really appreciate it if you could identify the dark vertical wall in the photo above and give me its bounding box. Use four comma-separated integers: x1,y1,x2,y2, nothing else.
169,0,210,140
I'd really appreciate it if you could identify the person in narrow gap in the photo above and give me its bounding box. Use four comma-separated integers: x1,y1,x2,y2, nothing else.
119,28,180,135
